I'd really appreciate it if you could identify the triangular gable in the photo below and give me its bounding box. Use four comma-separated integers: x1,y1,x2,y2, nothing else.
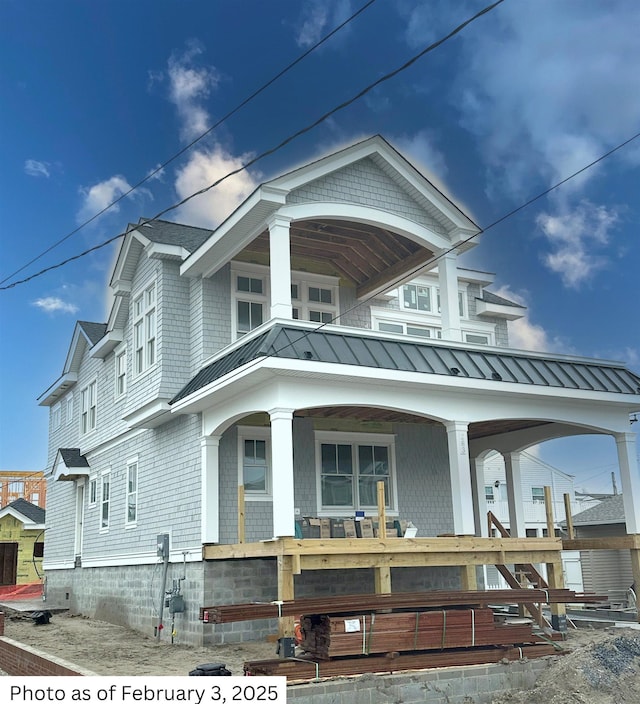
268,135,479,236
182,135,481,280
38,321,105,406
0,499,46,529
50,448,91,482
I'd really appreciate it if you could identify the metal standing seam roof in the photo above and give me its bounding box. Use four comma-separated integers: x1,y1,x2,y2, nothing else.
171,325,640,405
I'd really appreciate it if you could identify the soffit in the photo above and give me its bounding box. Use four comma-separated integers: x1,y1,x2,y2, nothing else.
238,218,431,288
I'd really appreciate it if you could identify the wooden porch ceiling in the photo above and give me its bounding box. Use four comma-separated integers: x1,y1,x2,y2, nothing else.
241,218,434,293
294,406,551,440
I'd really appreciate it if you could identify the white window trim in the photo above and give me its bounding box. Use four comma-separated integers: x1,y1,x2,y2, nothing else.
231,264,269,340
371,309,495,345
88,476,98,507
133,281,157,376
52,402,61,430
237,426,271,501
114,345,127,399
314,430,398,517
291,271,340,325
65,393,74,425
80,378,97,435
100,469,111,532
125,457,138,527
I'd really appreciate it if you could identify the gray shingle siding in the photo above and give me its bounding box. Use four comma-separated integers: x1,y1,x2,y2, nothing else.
287,157,446,234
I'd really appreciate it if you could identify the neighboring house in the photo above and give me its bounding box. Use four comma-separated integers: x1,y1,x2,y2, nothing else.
37,136,640,644
0,498,45,586
480,451,584,591
0,471,47,508
570,494,635,608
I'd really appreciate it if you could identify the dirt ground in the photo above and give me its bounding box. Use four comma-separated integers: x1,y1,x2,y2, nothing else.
2,611,274,676
2,612,640,703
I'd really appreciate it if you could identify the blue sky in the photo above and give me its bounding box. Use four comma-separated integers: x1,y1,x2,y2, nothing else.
1,0,638,494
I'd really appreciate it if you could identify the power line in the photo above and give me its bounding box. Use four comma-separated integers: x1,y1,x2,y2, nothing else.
172,127,640,393
0,0,504,292
0,0,378,288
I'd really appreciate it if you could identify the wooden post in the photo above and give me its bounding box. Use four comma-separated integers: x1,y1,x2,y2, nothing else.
238,485,245,544
630,546,640,623
460,564,477,591
374,480,391,593
277,553,295,637
544,486,555,538
377,481,387,539
563,493,574,539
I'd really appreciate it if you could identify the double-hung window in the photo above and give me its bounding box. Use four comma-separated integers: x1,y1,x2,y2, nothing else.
291,277,339,324
52,403,61,430
80,380,97,434
126,460,138,525
233,270,266,338
66,393,73,425
100,471,110,530
115,348,127,397
133,283,156,374
316,432,396,513
531,487,545,504
238,427,270,497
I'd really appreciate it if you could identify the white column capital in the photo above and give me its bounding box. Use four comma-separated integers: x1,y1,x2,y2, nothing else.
200,435,221,448
269,408,295,422
267,212,293,230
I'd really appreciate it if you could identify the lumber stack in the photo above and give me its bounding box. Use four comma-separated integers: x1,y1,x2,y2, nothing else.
200,588,600,623
299,608,535,659
244,642,560,679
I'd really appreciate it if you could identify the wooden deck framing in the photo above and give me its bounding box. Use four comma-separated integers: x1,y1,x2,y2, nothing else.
203,535,569,635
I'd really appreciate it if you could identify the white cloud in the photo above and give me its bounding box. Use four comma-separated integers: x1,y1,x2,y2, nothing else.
294,0,352,48
32,296,79,314
394,130,448,179
446,1,640,197
76,175,134,223
167,41,219,142
536,201,618,288
25,159,50,178
174,146,259,228
493,285,568,354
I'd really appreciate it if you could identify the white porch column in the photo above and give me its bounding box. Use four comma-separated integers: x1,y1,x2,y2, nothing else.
270,408,296,537
438,251,462,342
503,451,526,538
615,432,640,534
471,456,489,537
201,435,221,544
268,214,293,319
445,421,475,534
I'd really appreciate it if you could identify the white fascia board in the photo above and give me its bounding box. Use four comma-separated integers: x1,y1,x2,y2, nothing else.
456,268,495,286
37,372,78,406
109,227,150,287
43,559,77,570
90,329,124,359
74,548,203,568
122,398,172,428
476,299,525,321
171,353,640,423
181,186,287,278
0,506,41,526
146,242,191,261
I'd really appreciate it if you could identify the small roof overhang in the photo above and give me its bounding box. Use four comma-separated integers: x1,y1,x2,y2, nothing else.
51,448,90,481
0,505,45,530
122,399,172,429
38,372,78,407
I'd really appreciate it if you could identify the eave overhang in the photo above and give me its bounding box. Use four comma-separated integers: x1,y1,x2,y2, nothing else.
122,399,173,429
476,299,526,321
90,330,124,359
170,323,640,419
38,372,78,406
